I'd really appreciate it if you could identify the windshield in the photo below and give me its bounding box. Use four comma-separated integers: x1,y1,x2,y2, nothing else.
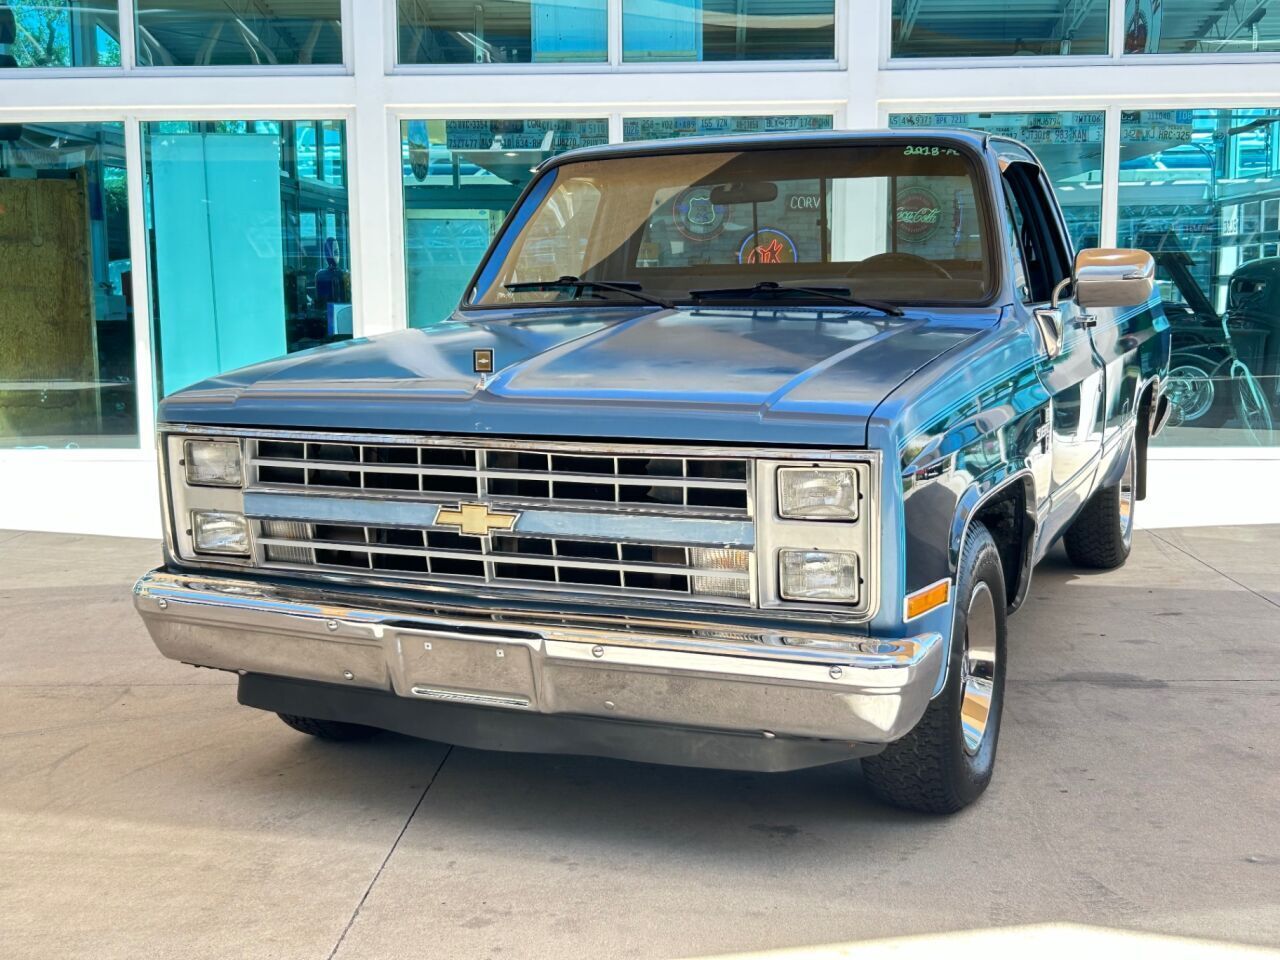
468,143,995,308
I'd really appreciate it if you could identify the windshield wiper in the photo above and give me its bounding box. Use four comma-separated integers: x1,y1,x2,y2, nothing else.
687,281,903,317
505,275,673,309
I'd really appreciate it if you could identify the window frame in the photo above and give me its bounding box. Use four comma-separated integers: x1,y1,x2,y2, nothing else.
0,0,354,75
881,0,1280,68
390,0,845,73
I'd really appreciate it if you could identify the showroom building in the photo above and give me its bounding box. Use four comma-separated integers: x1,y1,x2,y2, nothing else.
2,0,1279,537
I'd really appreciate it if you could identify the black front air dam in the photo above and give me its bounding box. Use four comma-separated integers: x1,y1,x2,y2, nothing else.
238,673,881,773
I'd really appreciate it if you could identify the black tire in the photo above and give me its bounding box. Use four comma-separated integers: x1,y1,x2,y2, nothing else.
277,713,382,741
861,522,1008,814
1063,442,1136,570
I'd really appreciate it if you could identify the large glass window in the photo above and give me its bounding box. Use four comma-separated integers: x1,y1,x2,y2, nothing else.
401,118,608,327
1124,0,1280,54
891,0,1109,58
622,0,835,62
142,120,352,397
623,115,834,141
0,1,120,67
135,0,342,67
397,0,606,64
1120,109,1280,448
0,122,136,449
889,112,1106,250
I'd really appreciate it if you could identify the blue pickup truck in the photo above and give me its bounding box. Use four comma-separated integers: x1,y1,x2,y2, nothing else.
135,130,1171,813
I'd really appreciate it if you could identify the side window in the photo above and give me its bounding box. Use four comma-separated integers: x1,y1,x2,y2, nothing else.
1001,162,1071,303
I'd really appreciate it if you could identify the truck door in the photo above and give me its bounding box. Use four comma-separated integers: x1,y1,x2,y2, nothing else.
1003,162,1106,532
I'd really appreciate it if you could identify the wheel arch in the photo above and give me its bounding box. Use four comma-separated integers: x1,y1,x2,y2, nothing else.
1135,374,1162,500
926,473,1031,701
950,470,1038,617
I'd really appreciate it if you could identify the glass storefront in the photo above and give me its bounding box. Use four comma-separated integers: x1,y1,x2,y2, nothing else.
622,115,833,141
889,111,1106,249
891,0,1110,58
135,0,342,67
622,0,835,62
142,120,352,397
0,121,136,449
0,1,120,67
1124,0,1280,55
1120,109,1280,447
398,0,606,64
401,118,608,327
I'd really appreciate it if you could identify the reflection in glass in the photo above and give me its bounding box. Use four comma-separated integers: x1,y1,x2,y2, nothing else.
1121,109,1280,447
135,0,342,67
891,0,1109,58
622,0,834,62
623,115,833,141
400,118,608,327
889,111,1105,249
1124,0,1280,55
142,120,353,397
0,122,136,449
470,146,995,307
0,0,120,67
397,0,606,64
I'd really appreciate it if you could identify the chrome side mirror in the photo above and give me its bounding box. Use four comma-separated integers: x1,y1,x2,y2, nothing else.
1074,248,1156,309
1033,305,1065,359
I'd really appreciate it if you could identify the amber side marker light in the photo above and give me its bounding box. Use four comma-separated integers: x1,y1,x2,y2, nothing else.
905,579,951,622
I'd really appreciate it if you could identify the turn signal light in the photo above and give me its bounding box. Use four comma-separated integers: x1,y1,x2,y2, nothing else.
905,579,950,621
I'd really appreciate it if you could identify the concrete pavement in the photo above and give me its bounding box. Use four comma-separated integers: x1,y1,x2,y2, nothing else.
1,527,1278,959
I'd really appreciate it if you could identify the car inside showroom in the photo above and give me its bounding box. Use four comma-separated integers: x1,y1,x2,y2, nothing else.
2,2,1279,959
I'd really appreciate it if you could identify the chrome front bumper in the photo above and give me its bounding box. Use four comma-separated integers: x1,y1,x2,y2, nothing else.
134,569,943,757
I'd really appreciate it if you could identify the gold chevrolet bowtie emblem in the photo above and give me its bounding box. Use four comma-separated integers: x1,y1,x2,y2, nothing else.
435,502,520,537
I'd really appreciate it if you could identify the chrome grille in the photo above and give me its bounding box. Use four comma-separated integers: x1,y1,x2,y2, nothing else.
250,439,749,514
256,519,752,602
244,436,756,607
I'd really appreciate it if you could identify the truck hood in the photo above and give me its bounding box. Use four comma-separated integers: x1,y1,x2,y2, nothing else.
159,306,994,447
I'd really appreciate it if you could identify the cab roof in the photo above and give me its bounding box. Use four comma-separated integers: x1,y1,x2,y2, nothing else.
540,127,1033,172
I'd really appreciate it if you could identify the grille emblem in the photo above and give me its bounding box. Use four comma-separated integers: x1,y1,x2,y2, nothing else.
435,502,520,537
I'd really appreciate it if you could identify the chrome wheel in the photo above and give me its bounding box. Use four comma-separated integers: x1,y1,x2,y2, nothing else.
1119,445,1136,550
960,581,998,755
1165,363,1215,424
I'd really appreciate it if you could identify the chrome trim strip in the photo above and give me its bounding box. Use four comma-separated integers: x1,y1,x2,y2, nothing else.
245,492,755,547
410,687,532,709
256,536,749,582
253,457,748,490
165,422,874,462
247,491,441,528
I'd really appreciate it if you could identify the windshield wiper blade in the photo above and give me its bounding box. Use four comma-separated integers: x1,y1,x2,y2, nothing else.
688,281,903,317
505,275,673,309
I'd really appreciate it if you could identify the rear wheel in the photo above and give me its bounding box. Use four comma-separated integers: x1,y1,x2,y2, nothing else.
277,713,382,741
1063,442,1136,570
861,522,1008,814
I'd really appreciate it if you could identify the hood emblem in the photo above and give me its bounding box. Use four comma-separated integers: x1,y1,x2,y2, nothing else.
473,349,494,374
435,502,520,537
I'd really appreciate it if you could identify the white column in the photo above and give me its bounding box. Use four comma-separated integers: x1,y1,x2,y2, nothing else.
847,0,880,129
348,0,401,336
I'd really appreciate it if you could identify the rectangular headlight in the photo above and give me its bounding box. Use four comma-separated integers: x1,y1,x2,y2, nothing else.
192,510,250,556
779,549,859,603
184,440,243,487
777,467,859,520
690,547,751,600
